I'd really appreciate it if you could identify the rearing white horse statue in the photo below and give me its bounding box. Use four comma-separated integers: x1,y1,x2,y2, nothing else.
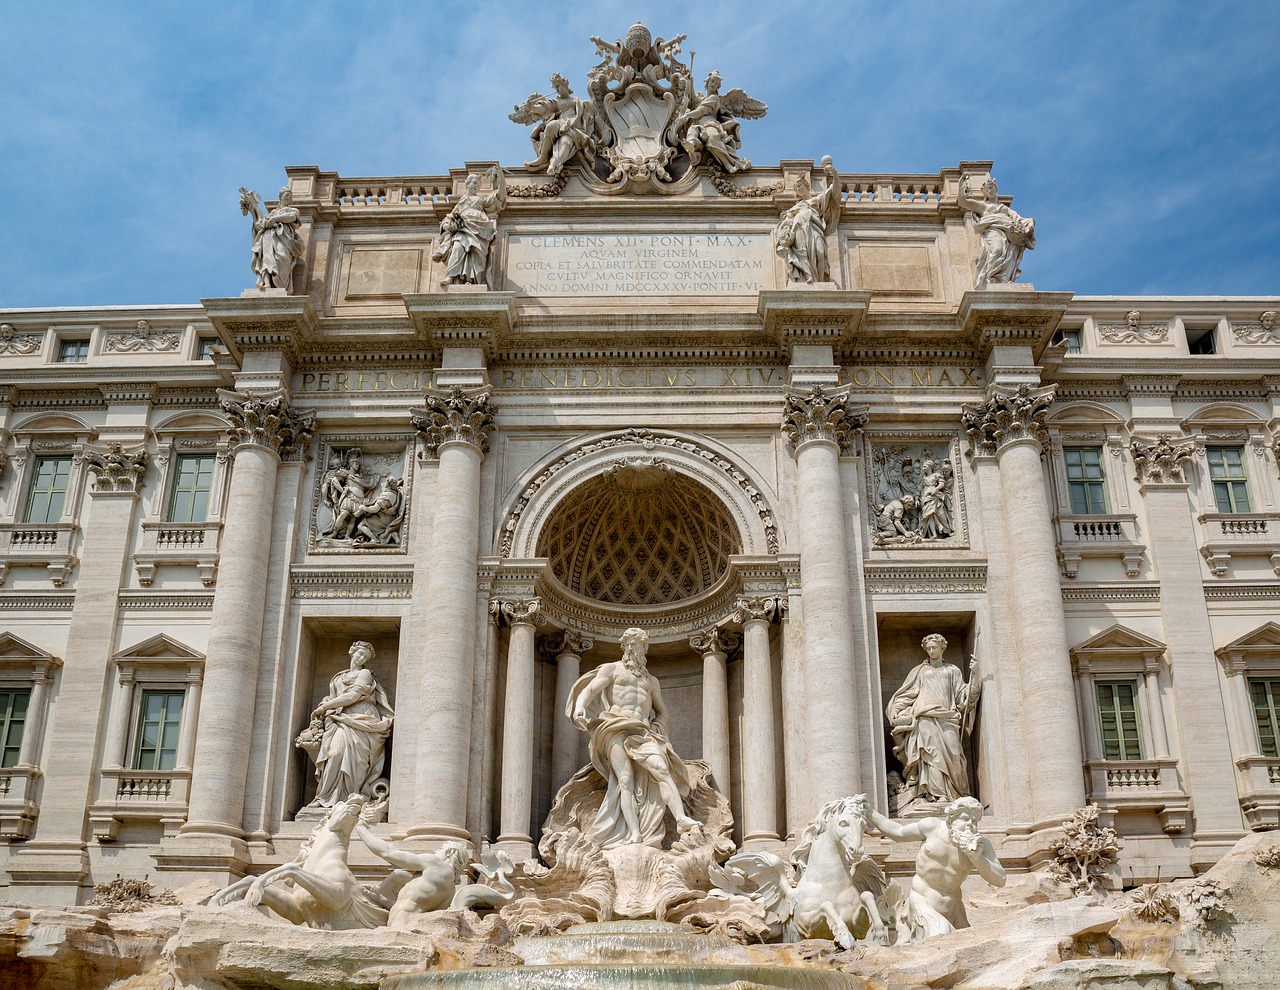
710,794,888,948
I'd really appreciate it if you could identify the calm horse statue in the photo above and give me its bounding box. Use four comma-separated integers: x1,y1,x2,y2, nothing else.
711,794,887,948
211,794,390,929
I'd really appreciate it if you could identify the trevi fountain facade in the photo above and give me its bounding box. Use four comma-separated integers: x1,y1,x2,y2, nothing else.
0,21,1278,990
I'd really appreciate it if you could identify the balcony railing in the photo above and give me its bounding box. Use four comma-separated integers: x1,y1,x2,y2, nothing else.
0,522,78,587
89,768,191,841
134,520,223,587
1237,755,1280,830
1197,512,1280,577
1054,513,1145,578
0,766,42,839
1085,757,1188,833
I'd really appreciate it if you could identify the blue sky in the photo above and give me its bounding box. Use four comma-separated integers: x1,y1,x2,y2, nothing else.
2,1,1276,307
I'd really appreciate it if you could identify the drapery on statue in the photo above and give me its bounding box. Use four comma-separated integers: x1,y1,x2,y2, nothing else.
567,626,697,848
956,177,1036,287
432,166,507,286
887,633,979,808
318,447,405,547
673,70,767,174
239,186,304,292
774,156,842,283
866,796,1006,942
510,73,600,176
296,641,394,813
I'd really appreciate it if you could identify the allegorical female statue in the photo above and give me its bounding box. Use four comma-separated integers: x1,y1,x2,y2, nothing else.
956,177,1036,287
296,641,394,812
774,156,842,283
239,186,305,292
432,166,506,286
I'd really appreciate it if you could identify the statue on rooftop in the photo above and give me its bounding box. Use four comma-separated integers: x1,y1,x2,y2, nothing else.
673,70,767,175
432,166,506,286
774,157,842,283
957,177,1036,288
240,186,305,293
510,74,601,177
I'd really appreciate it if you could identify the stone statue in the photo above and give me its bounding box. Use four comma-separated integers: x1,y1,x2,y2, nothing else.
240,186,304,293
673,70,767,174
296,641,394,816
432,166,506,287
710,794,888,949
567,626,697,848
318,447,405,547
865,796,1005,942
774,157,842,283
354,829,515,929
916,459,954,540
873,495,919,543
870,444,956,546
886,634,979,808
510,73,600,176
211,795,390,929
957,177,1035,287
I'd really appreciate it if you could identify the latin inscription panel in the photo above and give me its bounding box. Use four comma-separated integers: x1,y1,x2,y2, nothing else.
504,232,772,295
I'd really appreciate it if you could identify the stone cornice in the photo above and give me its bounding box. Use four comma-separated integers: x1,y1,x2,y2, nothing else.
410,386,496,459
958,289,1073,361
757,289,871,357
200,295,317,362
403,292,516,356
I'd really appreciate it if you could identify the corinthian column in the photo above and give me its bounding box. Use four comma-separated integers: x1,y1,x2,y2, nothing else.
549,629,593,795
734,596,782,848
782,385,866,808
495,597,541,857
407,386,495,843
961,385,1084,821
689,627,734,804
183,390,313,846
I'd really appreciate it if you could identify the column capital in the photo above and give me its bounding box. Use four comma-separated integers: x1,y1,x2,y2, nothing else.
781,385,866,456
218,388,315,461
689,626,739,655
490,596,541,626
1130,434,1195,485
411,386,496,460
85,443,148,494
733,596,785,624
544,628,593,659
960,383,1054,457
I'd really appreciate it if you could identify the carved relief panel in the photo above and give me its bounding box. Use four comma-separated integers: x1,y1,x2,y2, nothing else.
309,437,412,554
864,434,968,549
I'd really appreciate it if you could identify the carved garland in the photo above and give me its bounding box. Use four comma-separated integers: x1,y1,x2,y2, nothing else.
1233,312,1280,344
410,386,496,459
780,385,866,455
0,324,43,355
219,388,315,461
498,428,779,557
960,384,1054,456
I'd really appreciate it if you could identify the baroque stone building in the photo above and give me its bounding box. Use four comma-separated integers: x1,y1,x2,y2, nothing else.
1,27,1278,909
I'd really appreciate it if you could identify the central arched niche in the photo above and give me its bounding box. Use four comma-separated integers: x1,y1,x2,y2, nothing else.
536,459,742,607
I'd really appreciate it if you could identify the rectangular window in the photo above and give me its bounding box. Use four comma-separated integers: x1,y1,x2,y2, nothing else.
1064,447,1108,515
133,690,184,771
1096,680,1143,760
1207,447,1251,513
57,339,90,363
1251,679,1280,758
196,337,218,360
1052,329,1081,354
24,455,72,524
0,689,30,768
168,454,216,523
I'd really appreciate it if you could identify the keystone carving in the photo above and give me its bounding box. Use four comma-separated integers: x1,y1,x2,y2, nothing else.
781,385,866,455
1130,435,1195,484
85,443,148,493
219,388,315,461
411,387,496,459
960,384,1054,457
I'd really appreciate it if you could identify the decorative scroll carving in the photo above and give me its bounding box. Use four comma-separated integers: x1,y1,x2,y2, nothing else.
544,628,594,659
1233,310,1279,344
493,597,542,625
410,386,496,459
1098,311,1169,344
706,168,783,199
85,443,148,493
498,428,777,556
0,323,42,355
731,596,781,624
960,384,1054,457
781,385,866,455
1130,435,1194,484
219,388,315,461
688,627,738,655
869,440,958,546
104,320,180,353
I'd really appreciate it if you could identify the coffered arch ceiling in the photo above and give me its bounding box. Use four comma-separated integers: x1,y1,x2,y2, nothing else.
536,459,742,607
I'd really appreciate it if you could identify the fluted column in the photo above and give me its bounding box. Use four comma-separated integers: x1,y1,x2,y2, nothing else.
550,629,593,795
184,390,313,844
735,597,782,848
408,387,495,843
689,627,734,803
782,385,866,808
961,385,1085,821
495,598,540,856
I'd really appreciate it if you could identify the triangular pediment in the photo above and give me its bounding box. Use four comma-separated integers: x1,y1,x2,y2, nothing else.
113,633,204,663
0,633,55,661
1071,624,1166,656
1218,622,1280,654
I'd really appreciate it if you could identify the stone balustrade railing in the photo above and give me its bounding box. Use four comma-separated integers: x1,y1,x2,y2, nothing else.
135,521,222,587
1054,514,1145,578
1085,757,1188,833
1236,755,1280,829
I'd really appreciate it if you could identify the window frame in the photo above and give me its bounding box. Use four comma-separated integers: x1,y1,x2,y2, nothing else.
23,454,74,524
1205,445,1252,514
131,688,186,772
1249,677,1280,759
1063,445,1109,515
1095,679,1144,761
166,452,217,523
55,338,91,363
0,687,31,769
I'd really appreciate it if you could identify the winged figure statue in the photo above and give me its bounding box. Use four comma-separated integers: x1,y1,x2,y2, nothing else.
510,73,601,176
673,70,768,173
